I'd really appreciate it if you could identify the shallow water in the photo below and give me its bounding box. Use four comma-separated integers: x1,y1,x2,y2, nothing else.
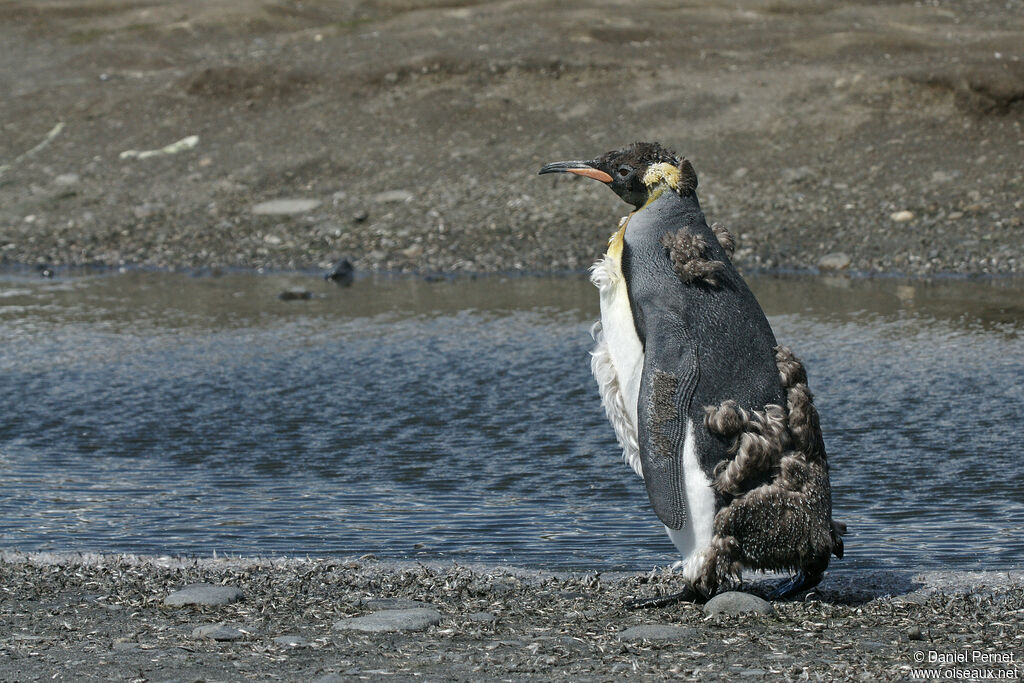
1,270,1021,573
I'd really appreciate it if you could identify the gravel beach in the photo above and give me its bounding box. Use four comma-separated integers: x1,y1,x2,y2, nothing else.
2,552,1022,681
2,0,1022,277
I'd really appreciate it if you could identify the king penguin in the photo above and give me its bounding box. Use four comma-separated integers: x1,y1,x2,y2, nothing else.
540,142,844,604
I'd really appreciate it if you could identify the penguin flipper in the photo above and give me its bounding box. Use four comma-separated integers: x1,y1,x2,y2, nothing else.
635,325,699,531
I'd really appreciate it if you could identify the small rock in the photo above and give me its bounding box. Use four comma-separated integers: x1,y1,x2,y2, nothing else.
818,252,851,270
192,624,245,641
279,289,313,301
53,173,80,186
781,166,814,184
468,611,496,623
311,675,346,683
273,634,309,648
325,258,355,286
372,189,414,203
907,626,924,641
358,598,431,610
618,624,695,641
401,244,423,259
333,608,441,633
252,198,322,216
890,210,915,222
164,583,243,607
703,591,774,617
352,209,369,223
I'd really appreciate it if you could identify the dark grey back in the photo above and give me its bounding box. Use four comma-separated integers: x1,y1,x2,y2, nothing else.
623,190,786,529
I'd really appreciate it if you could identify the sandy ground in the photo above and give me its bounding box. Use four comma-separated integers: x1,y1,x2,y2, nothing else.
1,552,1022,682
1,0,1022,277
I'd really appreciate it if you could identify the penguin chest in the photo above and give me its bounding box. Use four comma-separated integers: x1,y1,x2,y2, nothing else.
590,251,644,477
599,267,644,426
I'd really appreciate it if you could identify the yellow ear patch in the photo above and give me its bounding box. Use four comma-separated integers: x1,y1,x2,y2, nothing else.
642,162,681,190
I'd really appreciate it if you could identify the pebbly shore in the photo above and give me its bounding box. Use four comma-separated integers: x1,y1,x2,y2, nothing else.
2,0,1022,278
1,552,1021,681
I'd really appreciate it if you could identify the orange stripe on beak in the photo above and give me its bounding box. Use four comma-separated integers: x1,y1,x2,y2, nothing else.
566,167,614,183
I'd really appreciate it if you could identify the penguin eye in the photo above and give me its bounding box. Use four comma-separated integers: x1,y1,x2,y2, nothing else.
617,166,632,178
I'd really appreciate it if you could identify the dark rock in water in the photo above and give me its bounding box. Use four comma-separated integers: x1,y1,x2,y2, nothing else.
279,289,313,301
325,258,355,286
164,583,243,607
37,265,54,278
703,591,774,617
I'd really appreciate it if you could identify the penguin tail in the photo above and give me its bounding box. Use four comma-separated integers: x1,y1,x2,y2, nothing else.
830,519,847,559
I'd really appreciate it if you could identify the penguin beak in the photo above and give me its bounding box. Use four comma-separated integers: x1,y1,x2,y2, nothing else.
538,160,613,183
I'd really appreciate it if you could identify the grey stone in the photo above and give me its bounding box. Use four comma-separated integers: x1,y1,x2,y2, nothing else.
192,623,245,641
311,675,346,683
817,252,851,270
251,198,322,215
333,608,441,633
781,166,814,184
372,189,414,203
703,591,775,617
53,173,80,186
617,624,696,641
273,634,309,648
164,583,243,607
357,597,431,610
468,611,496,623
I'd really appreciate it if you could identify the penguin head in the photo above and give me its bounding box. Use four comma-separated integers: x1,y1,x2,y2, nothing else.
539,141,698,209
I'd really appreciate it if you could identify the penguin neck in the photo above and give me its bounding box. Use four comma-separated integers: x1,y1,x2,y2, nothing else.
640,182,673,209
607,187,701,262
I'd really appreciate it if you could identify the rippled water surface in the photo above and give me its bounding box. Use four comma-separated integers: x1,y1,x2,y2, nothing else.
1,270,1022,572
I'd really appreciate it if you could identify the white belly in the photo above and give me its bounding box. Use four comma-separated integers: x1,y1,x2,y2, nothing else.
589,251,716,575
589,253,644,477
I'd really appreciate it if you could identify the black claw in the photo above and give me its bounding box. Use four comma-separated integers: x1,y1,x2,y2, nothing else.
767,571,824,600
625,585,702,610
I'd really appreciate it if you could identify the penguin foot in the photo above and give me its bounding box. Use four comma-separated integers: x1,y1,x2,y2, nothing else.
766,571,824,600
625,585,702,610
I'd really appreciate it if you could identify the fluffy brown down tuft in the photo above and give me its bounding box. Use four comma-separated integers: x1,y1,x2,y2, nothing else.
710,222,736,258
696,347,840,597
661,231,724,286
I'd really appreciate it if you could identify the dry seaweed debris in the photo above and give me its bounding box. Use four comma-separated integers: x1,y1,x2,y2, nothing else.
0,553,1021,681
